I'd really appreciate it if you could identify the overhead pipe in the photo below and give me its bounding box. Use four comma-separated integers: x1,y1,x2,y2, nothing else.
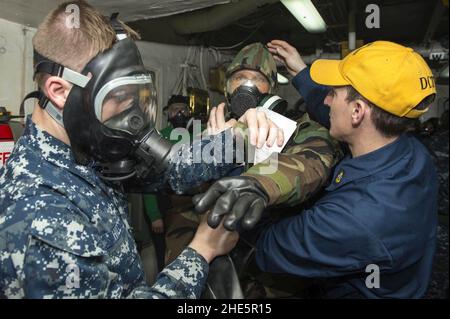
301,52,340,64
171,0,278,35
285,42,448,67
348,0,357,51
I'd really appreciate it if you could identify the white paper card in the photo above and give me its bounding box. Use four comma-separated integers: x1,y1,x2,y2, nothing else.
253,107,298,164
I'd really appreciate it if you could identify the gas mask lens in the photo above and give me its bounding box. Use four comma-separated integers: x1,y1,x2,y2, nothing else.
226,78,265,118
95,74,157,130
226,79,255,96
226,71,270,95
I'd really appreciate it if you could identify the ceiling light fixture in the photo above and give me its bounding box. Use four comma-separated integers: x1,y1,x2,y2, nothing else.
280,0,327,33
277,73,290,84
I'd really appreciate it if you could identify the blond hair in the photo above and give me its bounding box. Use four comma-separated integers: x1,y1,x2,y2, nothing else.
33,0,139,87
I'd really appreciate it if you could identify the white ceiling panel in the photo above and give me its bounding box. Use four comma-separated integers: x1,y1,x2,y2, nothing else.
0,0,231,27
90,0,231,21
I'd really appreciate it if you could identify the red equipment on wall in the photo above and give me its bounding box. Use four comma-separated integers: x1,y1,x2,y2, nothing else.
0,107,20,167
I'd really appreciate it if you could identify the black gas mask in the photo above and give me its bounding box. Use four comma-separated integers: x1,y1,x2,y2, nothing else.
168,110,190,129
227,80,287,119
21,14,173,181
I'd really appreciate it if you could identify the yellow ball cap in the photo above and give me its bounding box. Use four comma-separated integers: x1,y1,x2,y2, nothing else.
310,41,436,118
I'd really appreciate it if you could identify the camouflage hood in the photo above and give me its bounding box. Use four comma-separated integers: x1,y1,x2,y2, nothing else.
226,42,278,91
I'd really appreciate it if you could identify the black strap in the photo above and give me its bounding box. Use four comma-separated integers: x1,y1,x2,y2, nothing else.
33,49,46,66
33,50,65,80
34,61,64,80
110,12,125,35
19,91,41,117
19,90,51,116
30,50,65,111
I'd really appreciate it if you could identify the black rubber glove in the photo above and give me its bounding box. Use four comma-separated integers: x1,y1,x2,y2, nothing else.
193,176,269,231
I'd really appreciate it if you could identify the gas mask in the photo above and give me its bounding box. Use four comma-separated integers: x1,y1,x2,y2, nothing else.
21,14,173,181
226,80,287,119
168,110,190,129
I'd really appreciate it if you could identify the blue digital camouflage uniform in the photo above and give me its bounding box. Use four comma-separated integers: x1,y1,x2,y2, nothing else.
0,117,238,299
141,124,239,195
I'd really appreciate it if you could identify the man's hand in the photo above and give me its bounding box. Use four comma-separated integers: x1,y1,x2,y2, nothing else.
238,108,284,148
267,40,307,77
151,219,164,234
188,215,239,263
192,176,269,232
207,103,237,135
208,103,284,148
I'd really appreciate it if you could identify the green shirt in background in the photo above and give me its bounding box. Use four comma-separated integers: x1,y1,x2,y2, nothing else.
143,124,201,222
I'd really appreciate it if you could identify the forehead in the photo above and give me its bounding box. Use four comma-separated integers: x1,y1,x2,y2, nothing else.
230,69,267,80
331,86,348,95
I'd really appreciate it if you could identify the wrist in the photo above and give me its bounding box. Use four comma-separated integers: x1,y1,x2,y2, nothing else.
291,62,307,77
298,62,307,73
188,241,215,263
242,173,276,205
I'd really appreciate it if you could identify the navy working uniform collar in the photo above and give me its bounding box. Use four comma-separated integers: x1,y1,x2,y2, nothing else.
327,134,410,191
22,116,106,190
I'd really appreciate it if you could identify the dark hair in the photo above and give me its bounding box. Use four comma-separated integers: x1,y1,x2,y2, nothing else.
345,86,435,137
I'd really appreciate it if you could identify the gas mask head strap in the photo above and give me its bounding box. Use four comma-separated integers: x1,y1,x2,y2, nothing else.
22,13,126,127
110,12,128,41
20,50,91,126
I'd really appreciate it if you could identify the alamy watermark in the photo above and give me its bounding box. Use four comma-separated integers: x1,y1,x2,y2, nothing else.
365,264,380,289
65,264,80,289
65,4,80,29
168,120,280,175
365,4,381,29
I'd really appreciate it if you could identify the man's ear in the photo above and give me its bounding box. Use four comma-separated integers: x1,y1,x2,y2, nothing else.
351,99,368,127
43,76,72,110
